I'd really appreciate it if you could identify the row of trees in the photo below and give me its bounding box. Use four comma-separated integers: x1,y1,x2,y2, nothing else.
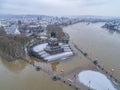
0,27,30,61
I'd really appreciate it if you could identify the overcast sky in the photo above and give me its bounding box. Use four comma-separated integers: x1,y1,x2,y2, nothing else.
0,0,120,16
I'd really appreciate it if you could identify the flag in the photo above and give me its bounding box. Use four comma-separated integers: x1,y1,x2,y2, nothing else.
111,68,114,72
60,69,64,72
74,73,77,79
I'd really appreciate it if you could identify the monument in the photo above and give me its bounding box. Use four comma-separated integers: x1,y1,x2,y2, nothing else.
30,31,73,62
44,37,64,54
44,32,64,54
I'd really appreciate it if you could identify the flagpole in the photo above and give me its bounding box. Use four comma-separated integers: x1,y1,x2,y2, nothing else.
74,73,77,84
111,68,114,76
60,69,64,78
88,80,91,90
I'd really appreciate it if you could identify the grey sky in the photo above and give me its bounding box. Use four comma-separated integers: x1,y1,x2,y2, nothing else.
0,0,120,16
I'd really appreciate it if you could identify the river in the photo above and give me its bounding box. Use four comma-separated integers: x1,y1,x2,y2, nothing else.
64,22,120,81
0,58,74,90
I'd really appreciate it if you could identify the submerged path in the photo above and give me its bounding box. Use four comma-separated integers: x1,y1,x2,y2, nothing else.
23,57,89,90
25,40,120,90
73,42,120,89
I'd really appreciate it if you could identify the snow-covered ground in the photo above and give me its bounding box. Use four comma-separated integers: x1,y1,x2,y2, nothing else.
78,70,117,90
33,43,48,52
32,43,73,61
44,52,73,61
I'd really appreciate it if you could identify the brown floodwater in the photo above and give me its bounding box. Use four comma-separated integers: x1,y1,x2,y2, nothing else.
0,22,120,90
0,58,75,90
64,22,120,81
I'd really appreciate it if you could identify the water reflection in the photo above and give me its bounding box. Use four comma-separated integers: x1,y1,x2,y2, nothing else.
30,56,46,64
51,61,59,71
1,58,27,73
30,56,60,72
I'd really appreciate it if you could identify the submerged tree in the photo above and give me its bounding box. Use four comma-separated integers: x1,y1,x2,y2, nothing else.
0,29,30,61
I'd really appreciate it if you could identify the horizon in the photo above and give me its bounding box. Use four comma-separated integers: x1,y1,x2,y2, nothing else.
0,14,120,18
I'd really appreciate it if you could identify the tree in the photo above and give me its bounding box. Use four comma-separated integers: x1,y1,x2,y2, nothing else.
0,34,30,61
0,26,6,36
46,25,65,40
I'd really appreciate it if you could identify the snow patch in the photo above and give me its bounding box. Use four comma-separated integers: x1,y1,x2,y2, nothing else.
33,43,48,52
44,52,73,61
32,43,73,61
78,70,117,90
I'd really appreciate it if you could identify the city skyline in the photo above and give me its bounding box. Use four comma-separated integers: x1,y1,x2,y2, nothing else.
0,0,120,17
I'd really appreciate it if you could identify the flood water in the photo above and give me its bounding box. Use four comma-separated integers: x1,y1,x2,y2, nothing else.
0,58,74,90
64,22,120,81
0,22,120,90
